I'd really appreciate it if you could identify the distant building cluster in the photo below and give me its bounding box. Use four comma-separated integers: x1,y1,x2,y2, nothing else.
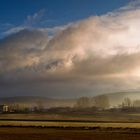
0,104,45,113
0,105,9,113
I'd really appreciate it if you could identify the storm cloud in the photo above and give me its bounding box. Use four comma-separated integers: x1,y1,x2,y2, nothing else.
1,1,140,97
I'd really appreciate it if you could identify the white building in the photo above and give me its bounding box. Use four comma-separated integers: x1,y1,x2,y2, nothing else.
0,105,9,113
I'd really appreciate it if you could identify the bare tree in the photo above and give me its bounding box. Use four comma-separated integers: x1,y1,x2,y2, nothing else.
93,95,110,109
133,100,140,107
122,97,132,108
36,100,44,111
75,97,90,108
75,95,110,109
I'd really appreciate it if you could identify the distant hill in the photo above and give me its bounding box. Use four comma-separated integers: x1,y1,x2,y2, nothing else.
0,92,140,108
0,96,76,108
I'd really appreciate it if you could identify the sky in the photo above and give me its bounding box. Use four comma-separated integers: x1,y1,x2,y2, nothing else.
0,0,130,38
1,0,140,98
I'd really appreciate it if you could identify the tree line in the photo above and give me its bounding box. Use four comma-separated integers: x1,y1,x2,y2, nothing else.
121,97,140,108
74,95,110,109
75,96,140,110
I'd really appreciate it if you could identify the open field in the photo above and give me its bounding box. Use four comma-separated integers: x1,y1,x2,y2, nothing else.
1,120,140,129
1,113,140,128
0,127,140,140
1,111,140,122
0,113,140,139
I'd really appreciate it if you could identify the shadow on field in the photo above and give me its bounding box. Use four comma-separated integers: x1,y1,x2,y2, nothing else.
0,127,140,140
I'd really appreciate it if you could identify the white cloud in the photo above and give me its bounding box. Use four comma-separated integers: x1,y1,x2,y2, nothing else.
24,9,46,26
0,9,46,38
1,1,140,97
3,26,27,36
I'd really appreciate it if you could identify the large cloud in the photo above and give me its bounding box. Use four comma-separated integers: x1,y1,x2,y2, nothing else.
1,1,140,97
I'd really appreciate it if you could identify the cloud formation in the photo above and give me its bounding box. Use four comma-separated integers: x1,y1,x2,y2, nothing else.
2,9,46,37
1,1,140,97
24,9,46,26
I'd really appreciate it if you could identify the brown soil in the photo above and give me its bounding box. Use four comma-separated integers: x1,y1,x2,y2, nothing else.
0,127,140,140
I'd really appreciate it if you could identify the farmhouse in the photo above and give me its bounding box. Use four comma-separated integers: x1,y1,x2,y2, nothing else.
0,105,9,113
